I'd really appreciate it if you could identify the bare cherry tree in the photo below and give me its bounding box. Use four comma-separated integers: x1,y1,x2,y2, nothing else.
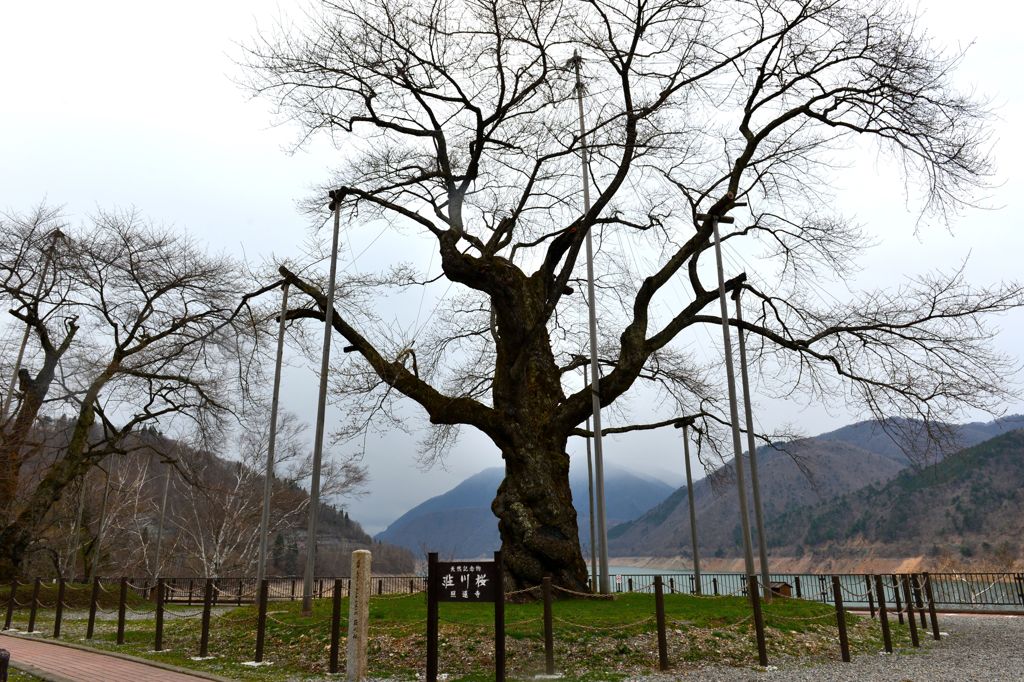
0,207,76,524
246,0,1022,588
0,209,246,577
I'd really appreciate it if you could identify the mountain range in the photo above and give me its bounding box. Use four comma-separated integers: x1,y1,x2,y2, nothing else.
608,415,1024,568
375,466,675,559
376,414,1024,569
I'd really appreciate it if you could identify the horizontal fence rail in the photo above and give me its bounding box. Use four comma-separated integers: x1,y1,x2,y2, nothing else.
597,571,1024,612
5,571,1021,612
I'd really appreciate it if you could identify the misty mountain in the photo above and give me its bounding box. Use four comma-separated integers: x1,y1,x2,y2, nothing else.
375,466,675,559
816,415,1024,467
768,428,1024,560
607,437,904,557
607,416,1024,561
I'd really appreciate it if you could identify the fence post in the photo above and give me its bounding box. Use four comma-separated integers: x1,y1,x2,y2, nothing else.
865,574,875,618
155,578,165,652
818,575,827,603
900,575,920,648
188,579,194,606
912,574,926,629
3,581,15,631
25,577,40,630
830,576,851,662
1016,573,1024,606
291,578,296,601
329,578,342,674
712,577,719,596
251,579,268,663
53,578,66,638
116,577,128,645
199,578,213,658
891,574,904,625
409,579,414,594
920,573,940,641
747,575,768,667
27,578,40,633
873,574,893,654
794,575,802,599
236,579,243,606
86,577,100,639
494,550,505,682
654,576,669,671
543,577,554,674
628,577,633,593
427,553,438,682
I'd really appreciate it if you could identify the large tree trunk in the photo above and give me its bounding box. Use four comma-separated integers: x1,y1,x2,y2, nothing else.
493,434,588,591
488,276,588,591
0,382,102,580
0,360,63,522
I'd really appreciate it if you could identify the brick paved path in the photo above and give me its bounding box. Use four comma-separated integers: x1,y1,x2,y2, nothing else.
0,634,220,681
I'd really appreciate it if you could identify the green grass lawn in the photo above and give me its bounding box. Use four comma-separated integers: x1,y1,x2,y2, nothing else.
1,592,917,681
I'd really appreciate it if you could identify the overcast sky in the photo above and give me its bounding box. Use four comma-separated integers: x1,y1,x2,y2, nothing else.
3,1,1023,533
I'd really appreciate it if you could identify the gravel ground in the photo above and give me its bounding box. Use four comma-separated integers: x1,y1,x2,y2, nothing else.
631,614,1024,682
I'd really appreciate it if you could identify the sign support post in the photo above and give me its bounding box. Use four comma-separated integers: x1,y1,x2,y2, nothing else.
426,551,505,681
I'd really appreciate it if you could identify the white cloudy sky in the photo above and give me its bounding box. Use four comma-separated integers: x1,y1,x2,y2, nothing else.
3,1,1023,533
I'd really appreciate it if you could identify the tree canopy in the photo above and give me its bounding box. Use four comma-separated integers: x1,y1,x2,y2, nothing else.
243,0,1022,588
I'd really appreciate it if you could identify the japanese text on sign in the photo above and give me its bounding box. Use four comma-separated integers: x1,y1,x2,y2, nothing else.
435,562,498,602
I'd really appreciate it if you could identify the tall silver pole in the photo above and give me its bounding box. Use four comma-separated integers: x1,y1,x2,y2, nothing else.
303,199,342,614
733,289,772,600
708,215,756,580
153,461,171,578
573,51,610,594
681,421,701,593
257,282,290,604
583,362,598,593
1,231,60,422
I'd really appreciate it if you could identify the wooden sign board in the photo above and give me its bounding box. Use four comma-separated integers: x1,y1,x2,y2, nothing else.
427,551,504,682
435,561,499,602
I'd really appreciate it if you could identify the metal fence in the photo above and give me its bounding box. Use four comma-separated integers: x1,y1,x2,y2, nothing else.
18,570,1024,611
128,575,428,604
602,571,1024,612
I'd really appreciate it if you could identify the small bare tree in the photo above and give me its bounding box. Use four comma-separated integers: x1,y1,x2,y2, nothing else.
171,408,366,577
0,209,246,578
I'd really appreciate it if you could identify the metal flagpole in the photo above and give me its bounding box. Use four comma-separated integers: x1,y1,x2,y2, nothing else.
699,210,756,581
257,282,290,605
573,50,610,594
733,287,772,600
1,230,62,422
674,418,701,593
303,194,343,614
584,362,598,593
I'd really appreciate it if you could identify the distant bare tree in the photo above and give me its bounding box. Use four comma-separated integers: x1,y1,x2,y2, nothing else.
171,408,366,577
